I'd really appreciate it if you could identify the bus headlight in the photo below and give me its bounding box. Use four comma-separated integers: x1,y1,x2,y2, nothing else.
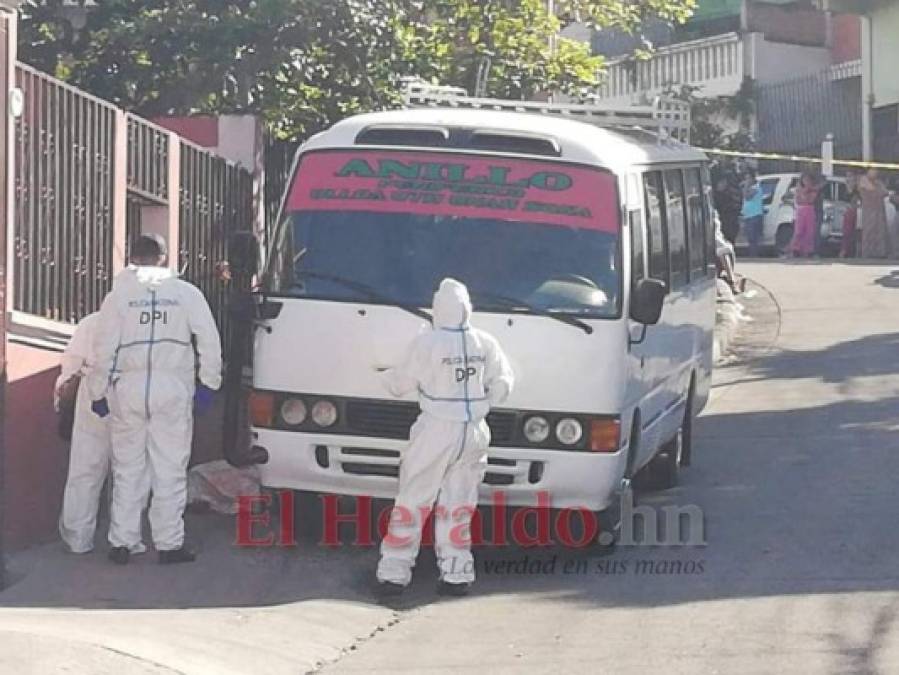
311,400,338,428
280,398,308,426
523,416,551,444
555,418,584,446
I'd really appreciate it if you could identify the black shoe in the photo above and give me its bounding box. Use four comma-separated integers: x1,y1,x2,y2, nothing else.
376,581,406,598
158,547,196,564
437,580,470,597
108,546,130,566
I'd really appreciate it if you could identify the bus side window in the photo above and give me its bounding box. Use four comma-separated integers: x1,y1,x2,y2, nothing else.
629,209,646,284
663,169,688,290
701,165,716,277
685,168,706,281
643,171,669,288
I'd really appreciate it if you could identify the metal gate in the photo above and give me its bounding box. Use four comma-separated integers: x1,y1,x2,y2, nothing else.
179,142,254,347
13,63,116,323
756,63,862,172
264,136,299,248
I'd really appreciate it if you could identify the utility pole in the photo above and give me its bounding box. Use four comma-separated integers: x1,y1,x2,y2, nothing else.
861,13,874,161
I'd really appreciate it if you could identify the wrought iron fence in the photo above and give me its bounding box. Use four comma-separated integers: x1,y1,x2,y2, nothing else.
264,136,299,247
13,63,116,323
127,115,169,203
125,195,145,262
13,63,257,333
179,141,254,348
756,65,862,170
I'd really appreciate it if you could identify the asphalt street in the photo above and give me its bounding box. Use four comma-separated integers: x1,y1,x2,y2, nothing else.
2,260,898,674
324,260,899,674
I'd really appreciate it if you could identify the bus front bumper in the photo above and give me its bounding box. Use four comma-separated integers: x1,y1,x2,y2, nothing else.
253,428,628,512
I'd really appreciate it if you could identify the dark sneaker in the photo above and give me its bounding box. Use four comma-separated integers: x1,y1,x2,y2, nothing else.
108,546,130,566
437,580,470,597
376,581,406,598
158,547,196,565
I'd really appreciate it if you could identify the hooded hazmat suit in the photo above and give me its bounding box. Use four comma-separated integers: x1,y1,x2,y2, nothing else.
55,313,148,554
87,265,222,552
376,279,514,587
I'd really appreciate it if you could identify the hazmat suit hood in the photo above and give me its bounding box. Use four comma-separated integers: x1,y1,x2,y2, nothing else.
432,278,472,329
112,264,176,293
132,264,176,288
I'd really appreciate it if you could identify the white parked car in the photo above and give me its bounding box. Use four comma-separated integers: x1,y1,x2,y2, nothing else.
736,173,851,256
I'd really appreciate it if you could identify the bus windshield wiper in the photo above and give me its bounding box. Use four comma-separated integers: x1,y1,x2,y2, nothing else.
293,269,432,323
470,290,593,335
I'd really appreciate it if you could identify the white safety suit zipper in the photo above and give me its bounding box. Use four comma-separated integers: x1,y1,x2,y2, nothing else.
145,289,157,420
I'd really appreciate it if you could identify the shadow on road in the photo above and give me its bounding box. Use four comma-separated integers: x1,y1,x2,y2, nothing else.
874,269,899,289
715,331,899,387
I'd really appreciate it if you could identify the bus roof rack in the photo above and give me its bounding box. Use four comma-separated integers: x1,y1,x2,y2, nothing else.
403,82,691,144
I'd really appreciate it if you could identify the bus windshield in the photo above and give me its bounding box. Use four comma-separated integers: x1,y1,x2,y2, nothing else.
268,150,622,318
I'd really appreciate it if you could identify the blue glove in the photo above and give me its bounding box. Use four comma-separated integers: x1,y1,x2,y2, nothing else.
194,384,215,415
91,398,110,418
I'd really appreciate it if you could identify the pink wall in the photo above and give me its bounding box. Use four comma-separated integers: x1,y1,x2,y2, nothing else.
152,116,219,148
831,14,861,64
3,343,67,549
3,341,225,551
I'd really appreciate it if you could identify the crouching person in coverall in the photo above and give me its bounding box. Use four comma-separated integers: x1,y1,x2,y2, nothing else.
87,234,223,565
376,279,514,597
55,313,149,554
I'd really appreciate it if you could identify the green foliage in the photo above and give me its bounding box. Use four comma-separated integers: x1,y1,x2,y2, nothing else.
666,78,756,151
557,0,697,31
19,0,697,140
397,0,604,100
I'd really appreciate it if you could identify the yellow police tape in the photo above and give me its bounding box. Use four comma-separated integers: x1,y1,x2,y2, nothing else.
698,147,899,172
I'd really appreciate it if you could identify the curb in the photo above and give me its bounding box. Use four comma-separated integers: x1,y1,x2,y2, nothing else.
714,279,743,363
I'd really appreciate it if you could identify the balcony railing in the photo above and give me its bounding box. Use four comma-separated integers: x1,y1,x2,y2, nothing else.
596,32,745,105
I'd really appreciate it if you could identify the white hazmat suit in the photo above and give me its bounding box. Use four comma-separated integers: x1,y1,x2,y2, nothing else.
87,265,222,552
56,314,148,554
377,279,514,587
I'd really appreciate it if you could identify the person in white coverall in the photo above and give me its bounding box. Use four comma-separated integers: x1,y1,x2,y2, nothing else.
87,234,222,565
376,278,514,596
55,313,148,554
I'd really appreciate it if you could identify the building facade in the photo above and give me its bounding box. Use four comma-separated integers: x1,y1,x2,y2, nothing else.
819,0,899,160
576,0,864,158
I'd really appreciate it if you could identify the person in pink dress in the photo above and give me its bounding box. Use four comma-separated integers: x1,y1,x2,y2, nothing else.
790,173,821,258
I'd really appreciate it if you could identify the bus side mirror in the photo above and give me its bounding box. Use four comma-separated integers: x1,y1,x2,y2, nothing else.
630,278,667,326
228,231,259,278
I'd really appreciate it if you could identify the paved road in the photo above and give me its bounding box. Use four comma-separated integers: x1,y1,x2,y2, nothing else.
3,260,899,674
323,260,899,674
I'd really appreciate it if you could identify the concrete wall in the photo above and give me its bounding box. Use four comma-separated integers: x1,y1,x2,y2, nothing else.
3,343,68,549
747,33,833,85
747,1,828,47
870,1,899,108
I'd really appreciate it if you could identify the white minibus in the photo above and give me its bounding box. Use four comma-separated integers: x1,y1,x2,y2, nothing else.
229,86,716,542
